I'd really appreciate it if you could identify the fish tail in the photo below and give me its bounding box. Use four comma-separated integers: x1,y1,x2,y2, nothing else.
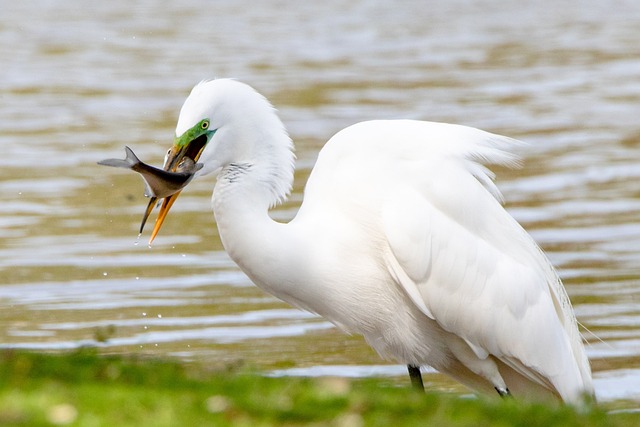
97,146,141,169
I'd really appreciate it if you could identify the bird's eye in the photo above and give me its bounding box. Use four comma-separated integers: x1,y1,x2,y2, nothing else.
201,120,209,130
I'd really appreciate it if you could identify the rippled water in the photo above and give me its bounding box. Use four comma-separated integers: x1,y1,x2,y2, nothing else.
1,0,639,406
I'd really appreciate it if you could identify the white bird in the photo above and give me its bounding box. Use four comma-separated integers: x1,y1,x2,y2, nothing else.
142,78,593,403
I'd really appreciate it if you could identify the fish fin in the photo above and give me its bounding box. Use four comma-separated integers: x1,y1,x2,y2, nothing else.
142,179,156,198
123,146,141,164
97,146,141,169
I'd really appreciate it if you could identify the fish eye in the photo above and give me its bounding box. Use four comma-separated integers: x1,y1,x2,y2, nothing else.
201,120,209,130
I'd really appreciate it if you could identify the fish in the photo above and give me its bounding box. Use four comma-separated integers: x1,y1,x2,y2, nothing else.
98,146,202,198
98,146,203,233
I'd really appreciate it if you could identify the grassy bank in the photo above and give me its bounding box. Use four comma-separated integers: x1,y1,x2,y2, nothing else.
0,350,635,426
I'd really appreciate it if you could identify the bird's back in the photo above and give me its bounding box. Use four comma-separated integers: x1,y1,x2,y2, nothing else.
297,120,593,402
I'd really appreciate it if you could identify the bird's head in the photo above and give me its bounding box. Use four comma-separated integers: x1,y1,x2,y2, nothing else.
147,79,287,243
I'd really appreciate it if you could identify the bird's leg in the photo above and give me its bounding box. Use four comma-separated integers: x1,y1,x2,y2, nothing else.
495,387,512,398
407,364,424,392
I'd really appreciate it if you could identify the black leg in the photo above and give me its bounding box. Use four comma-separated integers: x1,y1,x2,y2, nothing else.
495,386,512,398
407,364,424,392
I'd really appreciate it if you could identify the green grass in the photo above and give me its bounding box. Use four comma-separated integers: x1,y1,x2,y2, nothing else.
0,350,636,426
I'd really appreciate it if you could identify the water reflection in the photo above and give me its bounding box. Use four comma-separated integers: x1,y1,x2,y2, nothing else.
1,0,639,405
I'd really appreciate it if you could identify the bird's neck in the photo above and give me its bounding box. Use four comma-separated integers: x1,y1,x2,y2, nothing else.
211,128,299,299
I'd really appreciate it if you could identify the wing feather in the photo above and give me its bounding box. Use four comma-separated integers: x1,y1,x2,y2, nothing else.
363,121,591,400
304,120,592,401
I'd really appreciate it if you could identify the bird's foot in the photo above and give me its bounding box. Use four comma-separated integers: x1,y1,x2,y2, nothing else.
495,387,512,398
407,364,424,392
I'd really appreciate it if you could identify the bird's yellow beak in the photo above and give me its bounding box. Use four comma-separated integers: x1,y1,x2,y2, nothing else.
144,122,212,245
143,142,188,245
148,189,182,244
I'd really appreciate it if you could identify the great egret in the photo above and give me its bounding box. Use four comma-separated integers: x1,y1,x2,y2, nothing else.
132,79,594,403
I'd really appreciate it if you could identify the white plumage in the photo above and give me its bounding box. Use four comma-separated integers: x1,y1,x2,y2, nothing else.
153,79,594,403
